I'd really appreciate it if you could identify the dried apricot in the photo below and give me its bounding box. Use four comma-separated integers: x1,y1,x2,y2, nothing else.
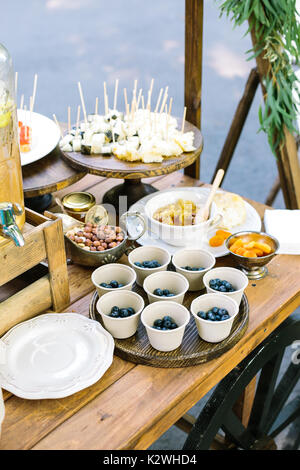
254,242,272,254
216,229,232,240
230,239,244,251
244,241,255,249
243,250,257,258
209,235,224,247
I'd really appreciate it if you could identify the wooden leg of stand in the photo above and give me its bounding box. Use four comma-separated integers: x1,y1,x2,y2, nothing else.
211,68,260,184
184,0,203,179
233,376,257,428
265,176,280,207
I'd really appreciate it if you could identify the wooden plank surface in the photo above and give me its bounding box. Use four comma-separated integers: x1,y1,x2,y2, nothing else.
1,172,299,451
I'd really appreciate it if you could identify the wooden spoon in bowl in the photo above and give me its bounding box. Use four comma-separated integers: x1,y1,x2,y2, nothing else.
198,169,224,222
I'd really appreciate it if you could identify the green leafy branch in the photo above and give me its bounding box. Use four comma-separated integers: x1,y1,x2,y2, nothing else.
218,0,300,156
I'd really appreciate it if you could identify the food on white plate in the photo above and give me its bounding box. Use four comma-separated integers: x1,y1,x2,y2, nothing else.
213,192,247,229
153,199,200,226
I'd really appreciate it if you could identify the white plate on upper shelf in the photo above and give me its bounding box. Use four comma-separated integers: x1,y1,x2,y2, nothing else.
17,109,61,166
130,187,262,257
0,313,114,399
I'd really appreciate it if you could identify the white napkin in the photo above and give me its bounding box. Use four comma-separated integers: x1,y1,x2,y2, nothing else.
264,209,300,254
0,388,4,437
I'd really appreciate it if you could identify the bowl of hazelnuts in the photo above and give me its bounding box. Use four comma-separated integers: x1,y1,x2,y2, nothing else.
65,211,147,267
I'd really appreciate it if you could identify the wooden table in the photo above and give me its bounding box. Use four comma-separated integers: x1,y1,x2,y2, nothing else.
1,171,300,450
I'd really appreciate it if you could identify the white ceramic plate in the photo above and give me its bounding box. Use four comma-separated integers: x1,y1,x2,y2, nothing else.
130,187,262,257
0,313,114,399
17,110,61,166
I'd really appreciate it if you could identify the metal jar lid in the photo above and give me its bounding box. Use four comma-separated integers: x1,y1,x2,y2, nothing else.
62,192,96,213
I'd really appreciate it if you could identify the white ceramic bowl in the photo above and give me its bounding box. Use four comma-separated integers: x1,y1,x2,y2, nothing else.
128,245,171,287
203,267,248,306
91,263,136,297
96,290,144,339
143,271,189,304
172,249,216,291
144,190,222,247
190,293,239,343
141,301,190,351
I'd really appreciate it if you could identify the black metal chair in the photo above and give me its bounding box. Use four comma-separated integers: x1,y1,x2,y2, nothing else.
182,313,300,450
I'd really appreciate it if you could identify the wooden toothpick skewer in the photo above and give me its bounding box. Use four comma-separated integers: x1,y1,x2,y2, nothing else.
168,97,173,117
67,106,71,134
31,74,38,113
104,81,109,115
20,94,24,111
24,105,28,140
154,87,163,113
147,78,154,111
165,104,169,140
165,98,173,141
181,106,187,133
15,71,18,98
77,82,87,124
141,95,145,110
29,97,33,126
159,86,168,113
132,79,138,101
113,79,119,110
124,88,129,117
75,105,81,136
95,96,99,115
53,113,63,139
136,88,143,110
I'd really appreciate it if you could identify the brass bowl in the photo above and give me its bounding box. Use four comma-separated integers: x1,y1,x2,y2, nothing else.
225,231,279,280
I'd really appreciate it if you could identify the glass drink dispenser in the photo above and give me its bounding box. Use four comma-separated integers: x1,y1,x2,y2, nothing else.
0,43,25,247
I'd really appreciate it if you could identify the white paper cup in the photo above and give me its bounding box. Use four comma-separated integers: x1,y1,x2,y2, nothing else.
96,290,144,339
91,263,136,297
172,249,216,291
190,293,239,343
0,387,4,438
141,301,190,351
128,245,171,286
143,271,189,304
203,267,248,306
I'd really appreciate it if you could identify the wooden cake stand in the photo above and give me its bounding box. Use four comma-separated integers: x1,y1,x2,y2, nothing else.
61,120,203,210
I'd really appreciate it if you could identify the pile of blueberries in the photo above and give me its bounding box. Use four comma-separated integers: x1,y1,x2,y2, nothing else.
197,307,230,322
100,280,124,289
152,316,178,330
209,278,235,292
109,306,136,318
153,288,175,297
181,266,204,271
134,260,161,269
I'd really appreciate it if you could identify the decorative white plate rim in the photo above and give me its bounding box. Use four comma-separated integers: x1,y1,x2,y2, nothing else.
129,187,262,257
17,109,61,167
0,313,115,400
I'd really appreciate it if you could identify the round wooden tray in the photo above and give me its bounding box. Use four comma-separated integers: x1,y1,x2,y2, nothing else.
61,120,203,180
89,285,249,368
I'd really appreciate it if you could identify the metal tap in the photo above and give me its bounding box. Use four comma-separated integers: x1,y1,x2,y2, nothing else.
0,202,25,247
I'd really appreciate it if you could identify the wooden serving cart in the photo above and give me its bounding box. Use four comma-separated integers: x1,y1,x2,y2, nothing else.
0,209,70,336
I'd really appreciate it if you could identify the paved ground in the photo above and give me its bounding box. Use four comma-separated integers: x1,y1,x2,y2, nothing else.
2,0,299,450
